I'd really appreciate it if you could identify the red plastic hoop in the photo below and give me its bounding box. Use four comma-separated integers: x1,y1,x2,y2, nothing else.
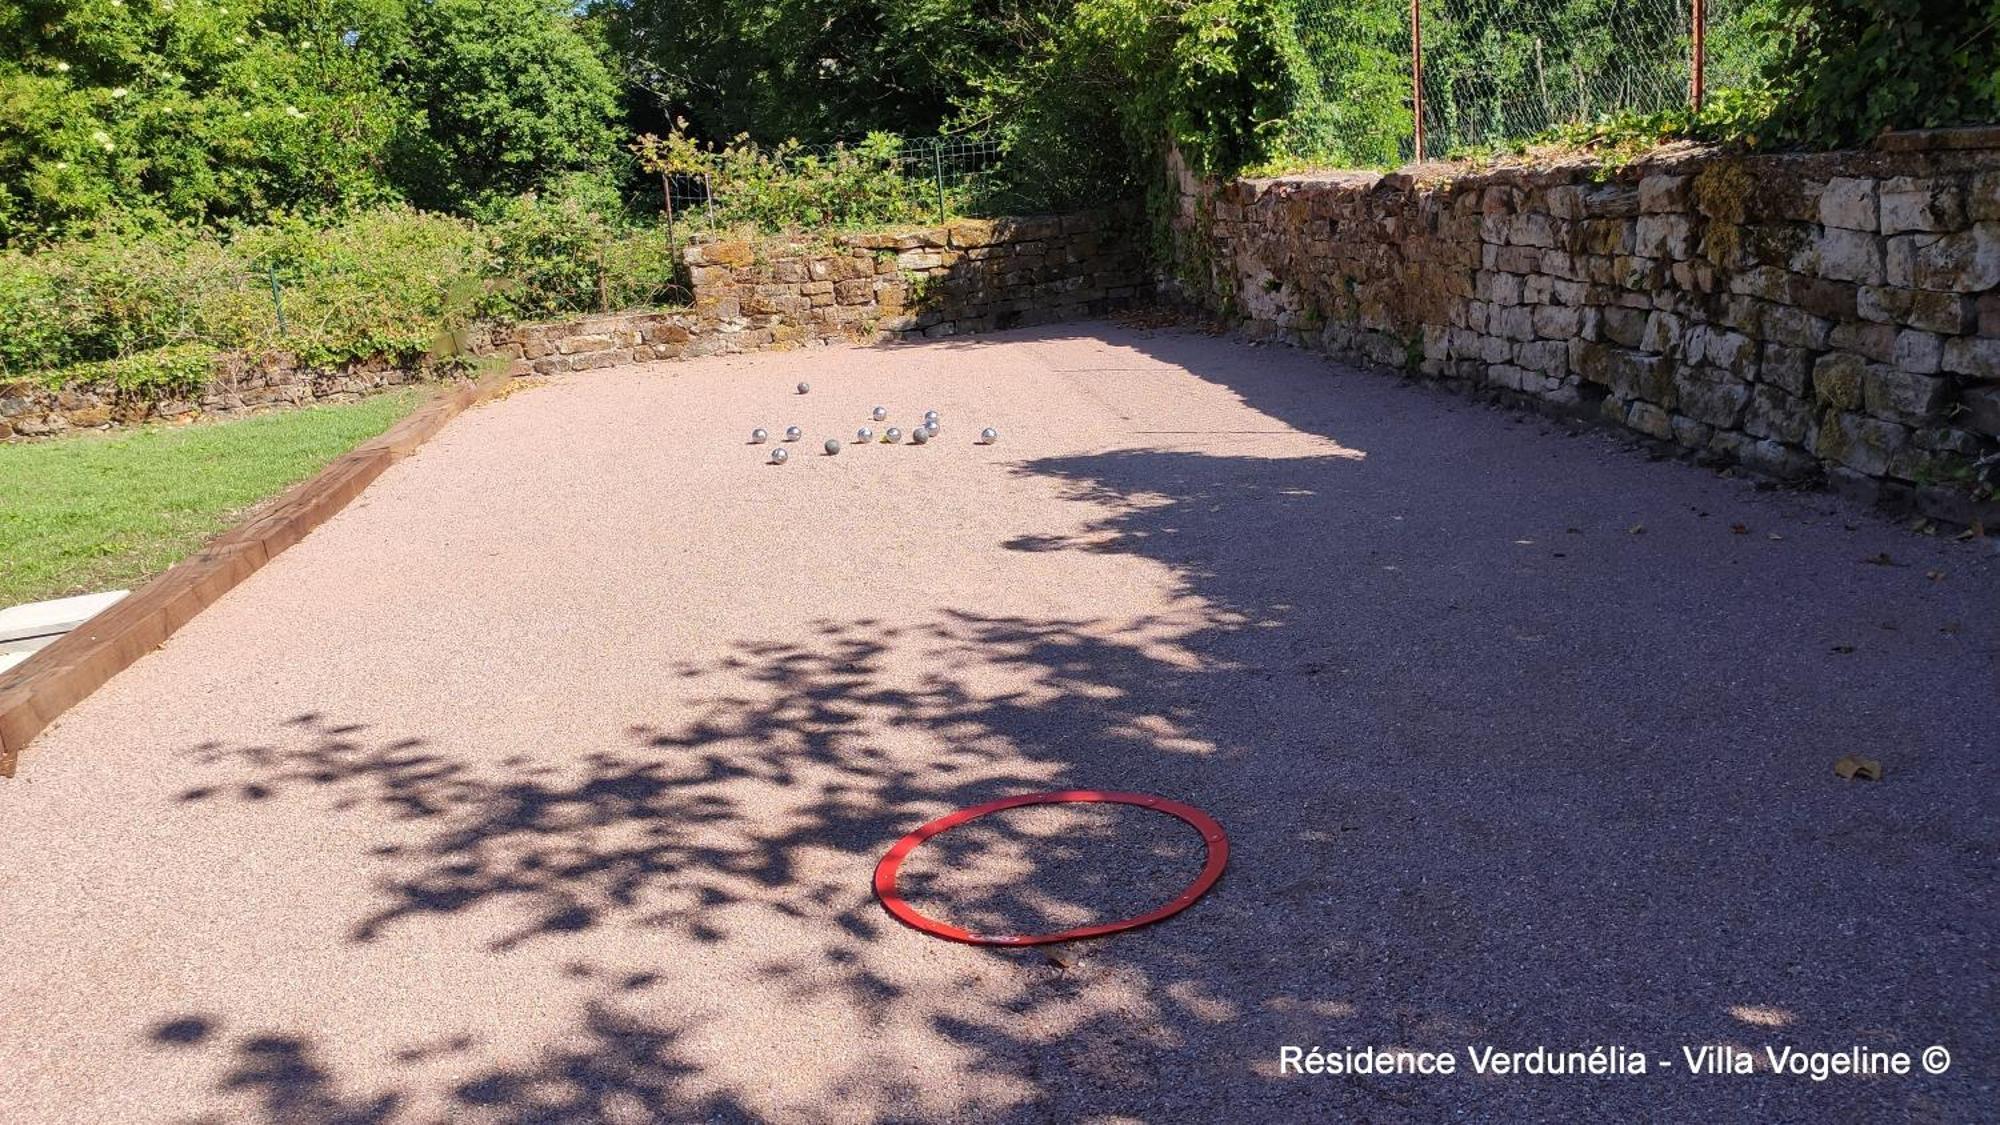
873,790,1229,946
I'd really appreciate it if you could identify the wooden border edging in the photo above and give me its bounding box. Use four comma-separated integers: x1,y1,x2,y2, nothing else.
0,373,509,777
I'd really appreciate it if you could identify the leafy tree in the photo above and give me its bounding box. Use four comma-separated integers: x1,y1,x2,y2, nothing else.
387,0,625,211
0,0,411,242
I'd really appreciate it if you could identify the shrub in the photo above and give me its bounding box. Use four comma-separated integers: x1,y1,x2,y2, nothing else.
1759,0,2000,146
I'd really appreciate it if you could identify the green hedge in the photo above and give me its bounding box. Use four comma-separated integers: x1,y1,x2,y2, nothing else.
1,185,689,388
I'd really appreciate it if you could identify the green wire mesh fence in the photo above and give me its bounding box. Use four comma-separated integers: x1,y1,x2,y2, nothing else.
1292,0,1783,163
653,135,1007,237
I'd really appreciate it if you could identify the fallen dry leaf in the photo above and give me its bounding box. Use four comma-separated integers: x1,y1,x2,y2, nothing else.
1830,644,1855,654
1767,533,1785,541
1730,523,1749,534
1927,569,1946,581
1833,755,1883,781
1628,523,1645,535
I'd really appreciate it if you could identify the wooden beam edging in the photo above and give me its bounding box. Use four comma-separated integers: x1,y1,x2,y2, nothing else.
0,372,510,777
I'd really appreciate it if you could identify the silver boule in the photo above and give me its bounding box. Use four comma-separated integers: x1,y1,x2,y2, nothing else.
923,410,940,425
871,406,888,421
824,438,842,455
911,427,930,445
751,427,769,444
770,446,790,464
784,425,802,441
797,382,811,394
980,427,998,444
883,427,902,443
856,427,874,442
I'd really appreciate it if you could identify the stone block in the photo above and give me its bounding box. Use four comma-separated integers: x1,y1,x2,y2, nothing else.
1743,384,1815,444
1812,352,1867,409
1516,339,1568,375
1942,335,2000,380
1808,227,1885,285
1879,176,1965,235
1627,400,1674,439
1532,304,1582,339
1602,306,1648,348
1891,329,1944,375
1960,385,2000,435
1640,310,1684,355
1863,363,1949,422
1635,214,1694,259
1856,286,1974,333
1676,374,1749,427
1886,224,2000,292
1815,410,1911,476
1638,175,1690,213
1818,177,1879,231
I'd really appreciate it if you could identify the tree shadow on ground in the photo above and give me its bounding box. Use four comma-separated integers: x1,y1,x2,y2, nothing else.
151,325,1994,1120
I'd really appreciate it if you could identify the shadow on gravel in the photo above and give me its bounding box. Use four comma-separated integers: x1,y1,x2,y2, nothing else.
151,326,1993,1120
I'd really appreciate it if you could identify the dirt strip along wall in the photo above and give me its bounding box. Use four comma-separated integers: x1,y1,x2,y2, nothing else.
1163,142,2000,522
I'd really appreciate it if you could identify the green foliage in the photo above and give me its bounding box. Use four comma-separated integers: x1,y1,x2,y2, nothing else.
2,190,688,388
1759,0,2000,146
631,124,968,229
39,344,220,395
0,0,623,241
389,0,625,210
598,0,1071,143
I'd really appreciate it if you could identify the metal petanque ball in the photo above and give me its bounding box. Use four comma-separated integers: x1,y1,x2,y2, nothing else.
980,427,999,444
911,427,930,445
824,437,843,455
872,406,888,421
785,425,803,441
751,427,769,444
797,381,811,395
883,426,902,443
923,410,940,425
770,446,790,464
856,426,874,442
921,423,939,439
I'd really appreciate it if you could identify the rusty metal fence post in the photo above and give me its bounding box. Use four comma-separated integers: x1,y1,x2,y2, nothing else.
1411,0,1426,163
1690,0,1707,111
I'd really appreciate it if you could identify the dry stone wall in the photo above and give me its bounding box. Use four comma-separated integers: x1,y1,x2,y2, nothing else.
0,353,433,440
483,207,1145,376
1166,139,2000,520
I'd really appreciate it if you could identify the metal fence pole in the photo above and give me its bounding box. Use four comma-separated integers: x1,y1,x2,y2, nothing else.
1690,0,1707,112
933,142,948,226
1410,0,1426,163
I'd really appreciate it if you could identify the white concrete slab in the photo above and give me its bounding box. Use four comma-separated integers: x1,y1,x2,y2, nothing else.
0,589,128,645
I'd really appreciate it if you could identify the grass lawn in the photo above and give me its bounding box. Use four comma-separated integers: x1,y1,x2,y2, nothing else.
0,389,423,607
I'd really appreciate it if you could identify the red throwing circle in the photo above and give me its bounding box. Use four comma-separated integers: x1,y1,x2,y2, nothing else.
873,790,1229,946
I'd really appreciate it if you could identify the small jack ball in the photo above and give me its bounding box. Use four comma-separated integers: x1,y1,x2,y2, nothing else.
980,427,999,444
923,410,940,425
797,382,811,394
751,427,769,443
770,446,790,464
883,427,902,443
856,427,874,442
872,406,888,421
911,427,930,445
784,425,802,441
824,437,842,455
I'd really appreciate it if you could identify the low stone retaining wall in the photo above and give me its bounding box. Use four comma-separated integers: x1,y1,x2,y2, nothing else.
5,208,1142,439
1166,135,2000,519
0,354,435,441
482,207,1146,376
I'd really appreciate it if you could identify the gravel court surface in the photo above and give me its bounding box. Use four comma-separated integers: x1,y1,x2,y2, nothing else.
1,323,1994,1122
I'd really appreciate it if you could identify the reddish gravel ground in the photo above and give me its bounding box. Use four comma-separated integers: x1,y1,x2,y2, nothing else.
2,324,1994,1122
